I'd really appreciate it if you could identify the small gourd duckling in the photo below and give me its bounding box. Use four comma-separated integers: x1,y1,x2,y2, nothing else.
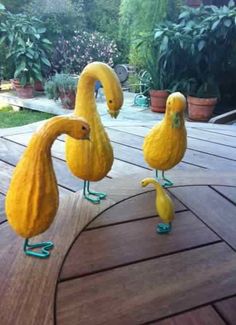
141,178,175,234
143,92,187,187
5,116,90,258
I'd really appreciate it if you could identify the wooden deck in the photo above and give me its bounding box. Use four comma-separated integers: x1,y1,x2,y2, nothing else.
0,119,236,325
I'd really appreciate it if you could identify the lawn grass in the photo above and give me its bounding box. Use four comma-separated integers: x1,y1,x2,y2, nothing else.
0,106,55,128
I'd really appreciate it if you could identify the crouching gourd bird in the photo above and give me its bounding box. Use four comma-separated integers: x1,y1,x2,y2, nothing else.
5,116,90,258
65,62,123,204
141,178,175,234
143,92,187,187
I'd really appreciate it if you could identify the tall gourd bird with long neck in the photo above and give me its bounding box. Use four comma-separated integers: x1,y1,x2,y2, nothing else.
6,116,90,258
143,92,187,187
65,62,123,203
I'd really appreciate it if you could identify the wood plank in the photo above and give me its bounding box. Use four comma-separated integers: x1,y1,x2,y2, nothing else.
0,193,6,224
4,133,147,178
0,190,114,325
170,186,236,249
212,186,236,205
57,243,236,325
154,306,225,325
60,210,219,280
107,128,236,161
0,138,83,191
87,190,185,229
187,128,236,147
0,159,74,199
215,296,236,325
193,126,236,137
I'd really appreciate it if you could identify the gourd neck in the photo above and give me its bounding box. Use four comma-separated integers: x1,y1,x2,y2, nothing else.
74,63,110,116
32,116,73,152
145,179,164,196
163,111,185,129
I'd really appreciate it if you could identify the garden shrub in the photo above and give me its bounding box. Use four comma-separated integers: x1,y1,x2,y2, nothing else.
51,31,120,74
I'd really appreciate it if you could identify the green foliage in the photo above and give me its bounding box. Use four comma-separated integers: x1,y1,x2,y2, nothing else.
25,0,86,41
84,0,121,39
138,1,236,98
119,0,168,66
45,74,78,100
0,0,28,13
0,11,52,85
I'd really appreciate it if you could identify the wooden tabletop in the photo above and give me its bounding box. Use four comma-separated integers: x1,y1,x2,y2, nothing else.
0,120,236,325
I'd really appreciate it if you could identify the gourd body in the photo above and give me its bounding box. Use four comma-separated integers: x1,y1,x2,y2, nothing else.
141,178,174,224
65,62,123,182
155,185,174,224
6,116,90,238
143,92,187,171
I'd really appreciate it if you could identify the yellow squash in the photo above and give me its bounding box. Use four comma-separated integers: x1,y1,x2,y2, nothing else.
141,178,175,233
6,116,90,239
143,92,187,186
65,62,123,203
66,62,123,181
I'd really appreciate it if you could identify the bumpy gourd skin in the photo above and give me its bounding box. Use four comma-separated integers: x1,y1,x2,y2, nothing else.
5,116,90,238
143,92,187,171
65,62,123,182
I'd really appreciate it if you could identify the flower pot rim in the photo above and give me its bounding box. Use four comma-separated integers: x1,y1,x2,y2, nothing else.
187,95,217,105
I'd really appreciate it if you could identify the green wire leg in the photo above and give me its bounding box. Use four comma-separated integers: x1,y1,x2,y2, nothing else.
155,170,173,188
156,222,172,234
23,238,54,259
83,181,107,204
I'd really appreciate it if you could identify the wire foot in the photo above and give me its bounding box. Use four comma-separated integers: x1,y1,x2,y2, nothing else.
24,238,54,259
156,222,172,234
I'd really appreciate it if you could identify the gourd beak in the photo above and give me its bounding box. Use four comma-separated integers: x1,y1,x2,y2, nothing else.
108,110,120,119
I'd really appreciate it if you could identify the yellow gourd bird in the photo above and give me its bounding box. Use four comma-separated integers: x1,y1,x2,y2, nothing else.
141,178,175,233
6,116,90,258
143,92,187,187
65,62,123,204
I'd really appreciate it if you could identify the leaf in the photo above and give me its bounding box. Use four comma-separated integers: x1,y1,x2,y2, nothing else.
41,57,51,67
42,38,52,45
154,30,164,39
224,19,232,27
37,27,46,34
14,61,26,77
0,3,5,10
211,20,220,30
198,40,206,51
228,0,235,8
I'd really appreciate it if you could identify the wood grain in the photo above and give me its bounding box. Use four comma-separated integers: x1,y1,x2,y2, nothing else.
0,191,114,325
57,243,236,325
154,306,225,325
87,190,185,229
0,193,6,223
60,210,219,280
215,296,236,325
212,186,236,205
170,186,236,248
107,128,236,161
0,138,83,191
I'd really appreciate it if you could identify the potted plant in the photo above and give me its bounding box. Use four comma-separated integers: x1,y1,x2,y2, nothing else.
45,74,78,109
177,3,236,121
138,21,191,112
0,11,52,98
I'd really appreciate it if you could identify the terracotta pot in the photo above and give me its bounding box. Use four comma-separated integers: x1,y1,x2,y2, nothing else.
149,90,169,113
34,80,44,91
186,0,202,7
59,91,76,109
13,80,34,98
187,96,217,122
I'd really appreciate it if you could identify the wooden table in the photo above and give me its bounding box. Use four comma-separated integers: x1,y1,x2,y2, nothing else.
0,120,236,325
